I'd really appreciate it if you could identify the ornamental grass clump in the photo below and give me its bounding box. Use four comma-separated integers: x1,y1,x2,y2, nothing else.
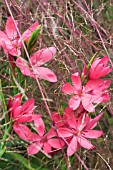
0,2,113,169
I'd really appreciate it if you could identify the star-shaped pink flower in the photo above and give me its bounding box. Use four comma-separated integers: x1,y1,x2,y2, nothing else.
62,72,111,112
57,112,103,156
8,93,40,141
27,118,64,155
0,17,20,56
16,47,57,82
0,17,39,56
89,57,112,79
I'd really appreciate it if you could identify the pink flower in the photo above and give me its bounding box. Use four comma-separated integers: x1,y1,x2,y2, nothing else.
27,118,64,155
0,17,39,56
8,93,40,123
62,72,111,112
8,93,40,140
52,107,75,127
16,47,57,82
89,57,111,79
57,112,103,156
0,17,20,56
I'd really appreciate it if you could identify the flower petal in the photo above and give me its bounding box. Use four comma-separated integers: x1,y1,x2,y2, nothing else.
5,17,18,39
16,114,33,123
64,107,77,129
30,47,56,66
34,117,45,136
57,128,73,138
13,106,22,119
101,92,110,102
69,96,81,110
13,93,22,104
21,99,34,115
34,66,57,82
12,94,22,114
82,130,103,138
82,94,95,112
99,56,109,65
48,138,65,149
16,57,34,77
62,83,74,94
13,123,32,141
31,114,41,121
78,136,94,149
51,112,64,127
47,128,57,139
76,113,90,131
85,112,103,130
0,30,8,46
67,136,78,156
43,142,52,154
27,142,43,155
30,133,41,142
7,46,21,56
100,66,111,77
71,72,82,92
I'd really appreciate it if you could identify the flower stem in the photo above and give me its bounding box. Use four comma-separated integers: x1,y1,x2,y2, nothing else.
0,79,9,129
82,52,98,86
0,121,13,157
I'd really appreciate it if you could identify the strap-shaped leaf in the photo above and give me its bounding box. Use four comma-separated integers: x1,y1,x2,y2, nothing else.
27,25,41,53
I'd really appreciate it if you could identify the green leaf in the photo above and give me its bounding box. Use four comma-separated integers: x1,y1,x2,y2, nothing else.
0,79,9,129
9,66,18,95
0,147,6,158
6,152,35,170
22,39,28,60
0,121,13,156
0,79,7,113
27,25,41,53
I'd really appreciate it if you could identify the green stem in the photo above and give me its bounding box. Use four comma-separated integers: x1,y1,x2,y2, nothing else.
82,52,98,86
0,79,9,129
87,52,98,71
0,121,13,157
9,66,18,95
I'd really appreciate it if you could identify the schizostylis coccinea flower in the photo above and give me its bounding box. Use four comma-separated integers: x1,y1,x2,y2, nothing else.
0,17,20,56
89,56,112,79
7,94,41,141
16,47,57,82
25,118,64,155
0,17,39,56
57,112,103,156
62,72,111,112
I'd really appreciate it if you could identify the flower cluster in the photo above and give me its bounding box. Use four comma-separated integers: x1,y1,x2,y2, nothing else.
2,17,112,157
8,94,65,155
7,97,104,156
62,57,111,112
0,17,57,82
